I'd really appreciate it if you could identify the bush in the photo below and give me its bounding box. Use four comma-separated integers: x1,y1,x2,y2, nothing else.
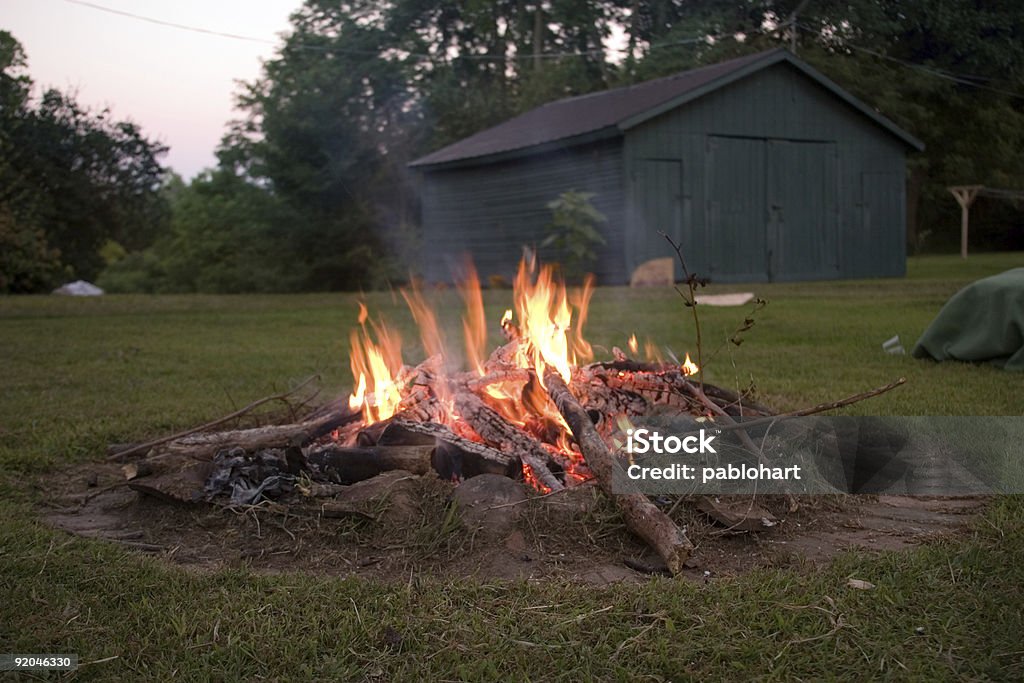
541,190,606,282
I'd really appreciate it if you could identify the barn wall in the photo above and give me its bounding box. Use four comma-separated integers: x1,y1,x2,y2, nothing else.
418,140,625,283
625,62,908,282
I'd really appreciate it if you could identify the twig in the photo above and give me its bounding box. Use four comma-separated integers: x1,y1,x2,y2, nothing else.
107,375,319,461
660,231,704,390
694,377,907,435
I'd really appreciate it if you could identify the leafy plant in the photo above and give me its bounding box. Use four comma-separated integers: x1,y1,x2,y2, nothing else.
541,190,607,282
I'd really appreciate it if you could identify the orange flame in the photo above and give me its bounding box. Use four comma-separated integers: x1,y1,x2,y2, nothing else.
401,284,446,360
511,257,575,386
457,261,487,376
348,303,404,424
627,334,638,355
571,275,596,363
345,254,597,490
682,353,700,376
644,340,663,363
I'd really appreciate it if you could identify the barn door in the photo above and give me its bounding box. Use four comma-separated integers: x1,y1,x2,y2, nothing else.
628,158,683,276
766,140,839,280
706,136,767,280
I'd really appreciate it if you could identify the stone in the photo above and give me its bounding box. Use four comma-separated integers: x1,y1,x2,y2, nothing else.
630,258,674,288
451,474,527,538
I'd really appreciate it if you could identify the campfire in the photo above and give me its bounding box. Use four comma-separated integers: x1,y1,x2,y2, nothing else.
108,254,830,575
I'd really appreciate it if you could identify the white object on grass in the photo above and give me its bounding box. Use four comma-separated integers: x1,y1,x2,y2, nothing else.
52,280,104,296
694,292,755,307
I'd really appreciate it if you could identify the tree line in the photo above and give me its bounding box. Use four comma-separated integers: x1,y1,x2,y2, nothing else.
2,1,1022,294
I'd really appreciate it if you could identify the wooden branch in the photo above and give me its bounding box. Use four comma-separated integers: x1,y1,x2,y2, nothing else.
675,375,768,465
108,375,331,461
544,371,693,575
124,409,357,463
453,390,563,492
701,377,907,435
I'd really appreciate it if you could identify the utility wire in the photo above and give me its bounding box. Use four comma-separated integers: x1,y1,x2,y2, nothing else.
62,0,1023,101
62,0,278,45
795,22,1024,100
60,0,759,62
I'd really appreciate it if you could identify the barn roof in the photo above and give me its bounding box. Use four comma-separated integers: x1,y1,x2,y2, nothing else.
410,49,923,169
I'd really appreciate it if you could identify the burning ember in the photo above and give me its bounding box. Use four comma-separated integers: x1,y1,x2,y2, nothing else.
342,254,701,491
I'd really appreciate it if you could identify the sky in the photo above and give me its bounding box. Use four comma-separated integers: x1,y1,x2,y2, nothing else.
4,0,302,180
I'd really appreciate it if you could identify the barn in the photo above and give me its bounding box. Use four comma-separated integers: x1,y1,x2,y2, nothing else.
409,48,924,284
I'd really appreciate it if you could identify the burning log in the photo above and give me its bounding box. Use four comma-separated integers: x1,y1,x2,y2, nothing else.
356,417,519,479
453,390,564,492
377,419,519,478
579,363,772,418
544,371,694,574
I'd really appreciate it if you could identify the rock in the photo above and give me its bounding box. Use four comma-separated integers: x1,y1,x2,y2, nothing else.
451,474,527,538
319,470,420,524
630,258,674,288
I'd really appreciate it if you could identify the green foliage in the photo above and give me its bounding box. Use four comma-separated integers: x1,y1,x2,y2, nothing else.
0,204,65,293
0,31,169,291
101,170,299,293
542,190,607,281
14,2,1024,293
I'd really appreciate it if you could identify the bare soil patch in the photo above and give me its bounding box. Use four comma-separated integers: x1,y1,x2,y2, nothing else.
40,463,986,585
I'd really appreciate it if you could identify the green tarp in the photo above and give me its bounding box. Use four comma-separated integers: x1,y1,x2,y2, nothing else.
912,267,1024,371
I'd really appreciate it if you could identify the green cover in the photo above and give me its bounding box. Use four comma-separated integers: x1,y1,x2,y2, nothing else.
912,267,1024,371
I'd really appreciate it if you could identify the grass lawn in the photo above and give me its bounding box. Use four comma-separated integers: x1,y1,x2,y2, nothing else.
1,252,1022,680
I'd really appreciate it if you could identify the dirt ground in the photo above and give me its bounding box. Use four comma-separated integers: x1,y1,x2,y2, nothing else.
42,463,987,585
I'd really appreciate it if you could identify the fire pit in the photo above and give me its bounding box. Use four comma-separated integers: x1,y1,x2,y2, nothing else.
102,255,791,575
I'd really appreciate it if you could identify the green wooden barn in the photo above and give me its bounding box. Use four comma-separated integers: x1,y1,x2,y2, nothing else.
409,49,924,284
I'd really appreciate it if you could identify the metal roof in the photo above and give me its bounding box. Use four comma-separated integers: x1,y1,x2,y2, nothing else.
410,49,923,169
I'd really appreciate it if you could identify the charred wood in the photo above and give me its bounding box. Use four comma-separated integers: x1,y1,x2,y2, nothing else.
306,445,435,484
453,390,563,491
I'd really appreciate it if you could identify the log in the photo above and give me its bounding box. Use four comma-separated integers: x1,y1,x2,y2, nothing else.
306,445,435,484
150,410,357,461
382,420,519,478
452,390,564,492
108,375,332,461
544,371,693,574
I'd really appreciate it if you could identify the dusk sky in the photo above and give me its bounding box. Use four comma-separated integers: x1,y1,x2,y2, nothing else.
5,0,302,180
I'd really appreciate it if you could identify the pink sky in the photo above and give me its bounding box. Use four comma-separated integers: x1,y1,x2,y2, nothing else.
5,0,301,180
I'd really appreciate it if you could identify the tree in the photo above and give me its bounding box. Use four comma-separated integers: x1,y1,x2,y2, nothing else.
0,31,170,291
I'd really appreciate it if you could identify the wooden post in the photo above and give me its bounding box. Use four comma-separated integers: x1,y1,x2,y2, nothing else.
948,185,982,259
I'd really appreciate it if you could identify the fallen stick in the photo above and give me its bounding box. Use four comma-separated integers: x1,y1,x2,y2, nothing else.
544,371,693,574
108,375,332,461
674,373,769,465
679,377,908,436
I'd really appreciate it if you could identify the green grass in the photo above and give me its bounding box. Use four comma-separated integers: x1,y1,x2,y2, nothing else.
1,252,1023,680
